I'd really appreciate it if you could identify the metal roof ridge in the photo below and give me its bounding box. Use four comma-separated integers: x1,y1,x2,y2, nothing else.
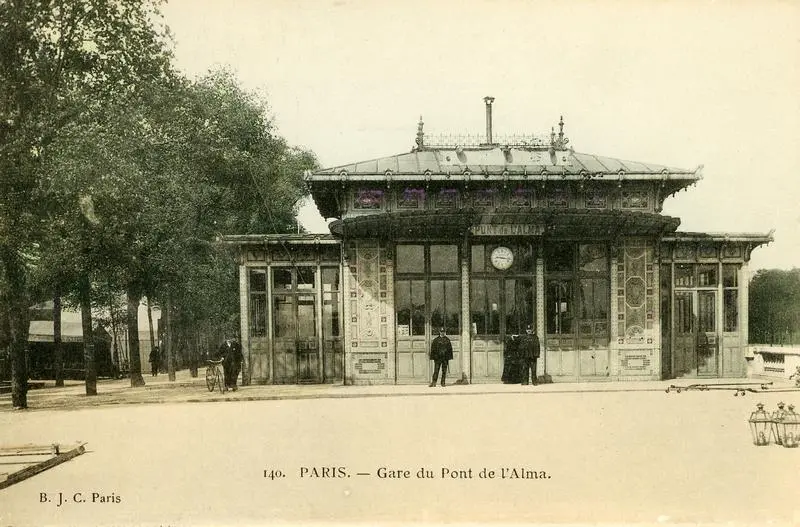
573,151,694,174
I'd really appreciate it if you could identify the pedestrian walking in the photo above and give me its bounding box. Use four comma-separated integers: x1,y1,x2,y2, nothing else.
219,337,243,391
518,325,541,385
149,346,160,377
429,327,453,387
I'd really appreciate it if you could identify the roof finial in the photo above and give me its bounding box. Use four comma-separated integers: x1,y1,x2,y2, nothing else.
552,115,569,150
414,115,425,151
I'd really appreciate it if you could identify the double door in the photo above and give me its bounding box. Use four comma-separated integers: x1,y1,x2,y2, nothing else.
395,278,461,383
673,290,718,377
470,277,535,382
271,266,342,384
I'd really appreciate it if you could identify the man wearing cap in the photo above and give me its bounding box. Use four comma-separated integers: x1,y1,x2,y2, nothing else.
429,327,453,387
518,325,541,385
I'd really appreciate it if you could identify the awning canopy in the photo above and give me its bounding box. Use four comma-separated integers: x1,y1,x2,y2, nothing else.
28,321,84,343
329,207,681,239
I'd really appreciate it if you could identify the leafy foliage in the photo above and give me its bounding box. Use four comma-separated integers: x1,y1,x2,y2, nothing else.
1,1,317,404
749,268,800,345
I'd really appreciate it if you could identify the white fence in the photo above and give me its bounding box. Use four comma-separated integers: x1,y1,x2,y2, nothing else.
748,345,800,380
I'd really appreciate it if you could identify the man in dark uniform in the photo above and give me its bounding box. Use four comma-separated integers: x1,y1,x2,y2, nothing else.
219,337,244,391
518,325,541,385
429,327,453,387
149,346,160,376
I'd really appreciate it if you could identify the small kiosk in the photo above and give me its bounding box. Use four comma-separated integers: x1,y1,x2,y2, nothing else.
225,98,772,385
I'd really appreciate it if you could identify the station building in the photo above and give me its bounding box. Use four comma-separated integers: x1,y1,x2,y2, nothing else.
224,98,772,385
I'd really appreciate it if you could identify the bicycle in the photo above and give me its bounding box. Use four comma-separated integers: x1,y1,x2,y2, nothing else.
205,359,227,394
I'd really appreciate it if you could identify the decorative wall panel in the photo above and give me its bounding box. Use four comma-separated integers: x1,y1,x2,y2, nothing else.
617,239,659,377
344,240,393,383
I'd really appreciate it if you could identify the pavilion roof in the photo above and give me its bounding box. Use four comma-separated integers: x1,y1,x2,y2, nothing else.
307,147,701,181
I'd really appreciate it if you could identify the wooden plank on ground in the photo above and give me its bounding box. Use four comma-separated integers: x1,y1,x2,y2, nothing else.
0,443,86,490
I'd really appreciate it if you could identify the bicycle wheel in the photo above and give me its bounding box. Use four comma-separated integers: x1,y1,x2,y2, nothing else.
206,366,216,392
216,369,226,393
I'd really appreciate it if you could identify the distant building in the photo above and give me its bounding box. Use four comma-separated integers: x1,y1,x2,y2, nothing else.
225,98,772,385
27,305,113,379
22,301,161,380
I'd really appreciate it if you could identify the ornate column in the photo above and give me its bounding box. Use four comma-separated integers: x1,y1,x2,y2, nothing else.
536,245,545,379
609,244,619,377
266,262,273,384
460,235,471,383
239,264,250,385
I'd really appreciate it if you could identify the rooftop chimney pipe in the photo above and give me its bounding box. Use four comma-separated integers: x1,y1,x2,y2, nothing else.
483,96,495,144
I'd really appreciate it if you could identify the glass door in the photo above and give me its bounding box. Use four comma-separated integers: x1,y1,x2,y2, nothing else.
470,242,535,383
271,267,320,384
696,290,718,376
673,290,695,377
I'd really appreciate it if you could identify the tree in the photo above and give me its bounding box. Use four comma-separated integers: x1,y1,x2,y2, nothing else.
749,269,800,345
0,0,172,407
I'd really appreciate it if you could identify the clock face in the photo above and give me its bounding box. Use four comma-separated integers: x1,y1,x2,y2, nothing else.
490,246,514,270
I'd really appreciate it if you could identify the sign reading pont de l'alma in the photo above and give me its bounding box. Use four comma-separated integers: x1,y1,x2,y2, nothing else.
470,224,545,236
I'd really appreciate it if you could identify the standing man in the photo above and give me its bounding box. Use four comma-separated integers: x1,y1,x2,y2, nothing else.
219,337,244,391
518,325,541,385
429,327,453,387
149,346,160,377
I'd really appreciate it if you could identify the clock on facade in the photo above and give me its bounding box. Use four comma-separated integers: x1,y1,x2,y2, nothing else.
490,246,514,270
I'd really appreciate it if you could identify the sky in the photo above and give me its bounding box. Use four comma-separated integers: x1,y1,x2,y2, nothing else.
160,0,799,272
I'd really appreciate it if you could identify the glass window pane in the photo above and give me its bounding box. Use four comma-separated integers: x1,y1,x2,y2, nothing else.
430,245,458,273
445,280,460,334
249,269,267,292
724,289,738,332
486,279,500,334
322,267,340,292
273,295,295,337
594,279,609,320
396,245,424,274
675,292,693,333
297,267,315,290
546,244,574,272
297,294,316,337
273,268,293,290
249,294,267,337
547,280,573,334
430,280,445,331
698,291,716,332
322,267,339,338
723,265,738,288
505,279,519,335
514,243,535,273
579,279,593,319
411,280,425,336
323,291,339,337
470,279,487,334
675,264,694,287
396,281,411,333
697,265,718,287
505,279,533,336
579,244,607,273
471,245,486,272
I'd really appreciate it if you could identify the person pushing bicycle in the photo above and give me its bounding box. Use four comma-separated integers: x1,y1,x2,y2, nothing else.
218,337,243,391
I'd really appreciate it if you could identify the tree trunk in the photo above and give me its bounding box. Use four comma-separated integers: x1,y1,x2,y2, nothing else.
146,296,156,354
1,246,30,409
80,275,97,396
126,290,145,387
189,326,198,377
108,297,120,378
53,290,64,387
165,296,175,381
